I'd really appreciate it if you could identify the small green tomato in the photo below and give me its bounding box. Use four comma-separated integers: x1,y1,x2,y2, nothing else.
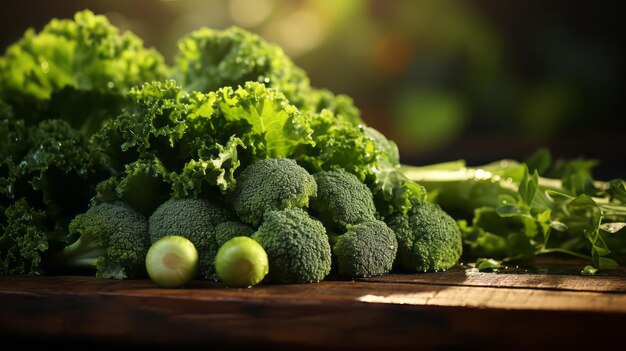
146,235,198,288
215,236,269,288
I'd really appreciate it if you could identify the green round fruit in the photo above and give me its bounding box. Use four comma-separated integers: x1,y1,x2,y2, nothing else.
215,236,269,287
146,235,198,288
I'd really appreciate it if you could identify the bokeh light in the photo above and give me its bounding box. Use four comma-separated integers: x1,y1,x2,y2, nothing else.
1,0,623,178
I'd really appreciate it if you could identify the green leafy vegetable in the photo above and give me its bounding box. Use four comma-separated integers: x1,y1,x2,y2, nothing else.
402,149,626,271
0,199,49,275
0,10,168,135
175,26,311,108
3,11,624,282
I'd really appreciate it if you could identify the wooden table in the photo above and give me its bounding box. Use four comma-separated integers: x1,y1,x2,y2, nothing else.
2,257,625,350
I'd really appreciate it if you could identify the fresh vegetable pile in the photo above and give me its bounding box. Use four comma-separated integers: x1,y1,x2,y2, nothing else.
1,11,624,285
403,154,626,273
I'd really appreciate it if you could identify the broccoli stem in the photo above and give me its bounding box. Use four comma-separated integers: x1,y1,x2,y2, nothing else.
45,233,105,273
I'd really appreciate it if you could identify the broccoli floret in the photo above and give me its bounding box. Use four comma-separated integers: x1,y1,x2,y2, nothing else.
332,220,398,278
149,198,231,280
214,221,254,248
46,202,150,279
387,200,463,272
251,208,331,283
311,169,376,231
231,158,317,226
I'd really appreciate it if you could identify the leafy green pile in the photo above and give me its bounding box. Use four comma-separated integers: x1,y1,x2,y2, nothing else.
1,10,623,279
402,149,626,271
0,10,422,278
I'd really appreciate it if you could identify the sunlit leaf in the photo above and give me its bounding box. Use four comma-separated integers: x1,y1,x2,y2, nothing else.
600,222,626,234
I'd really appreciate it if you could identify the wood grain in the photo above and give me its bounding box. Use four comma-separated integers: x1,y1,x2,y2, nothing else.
358,267,626,293
2,257,626,349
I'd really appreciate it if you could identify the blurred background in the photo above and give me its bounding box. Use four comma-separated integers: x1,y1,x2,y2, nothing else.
1,0,624,178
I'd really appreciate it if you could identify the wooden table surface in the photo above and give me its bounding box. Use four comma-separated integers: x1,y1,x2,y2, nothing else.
2,256,626,350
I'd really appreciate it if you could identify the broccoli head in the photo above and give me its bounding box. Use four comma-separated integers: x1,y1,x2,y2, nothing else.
47,201,150,279
311,169,376,231
332,220,398,278
214,221,255,248
251,208,331,283
149,197,232,280
231,158,317,226
387,200,462,272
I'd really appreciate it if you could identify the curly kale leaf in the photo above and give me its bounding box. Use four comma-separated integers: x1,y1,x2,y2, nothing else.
213,82,314,159
0,199,50,275
175,26,311,108
173,135,245,196
93,80,313,196
295,109,424,215
0,10,168,134
1,118,110,232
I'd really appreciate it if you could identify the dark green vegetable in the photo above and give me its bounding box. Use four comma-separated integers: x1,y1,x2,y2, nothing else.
311,169,376,231
252,208,331,283
91,80,312,197
46,202,150,279
231,158,317,226
214,221,255,248
402,150,626,270
387,200,463,272
149,198,231,280
94,158,172,216
4,10,623,281
0,199,49,275
332,220,397,278
175,26,310,109
1,112,110,272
